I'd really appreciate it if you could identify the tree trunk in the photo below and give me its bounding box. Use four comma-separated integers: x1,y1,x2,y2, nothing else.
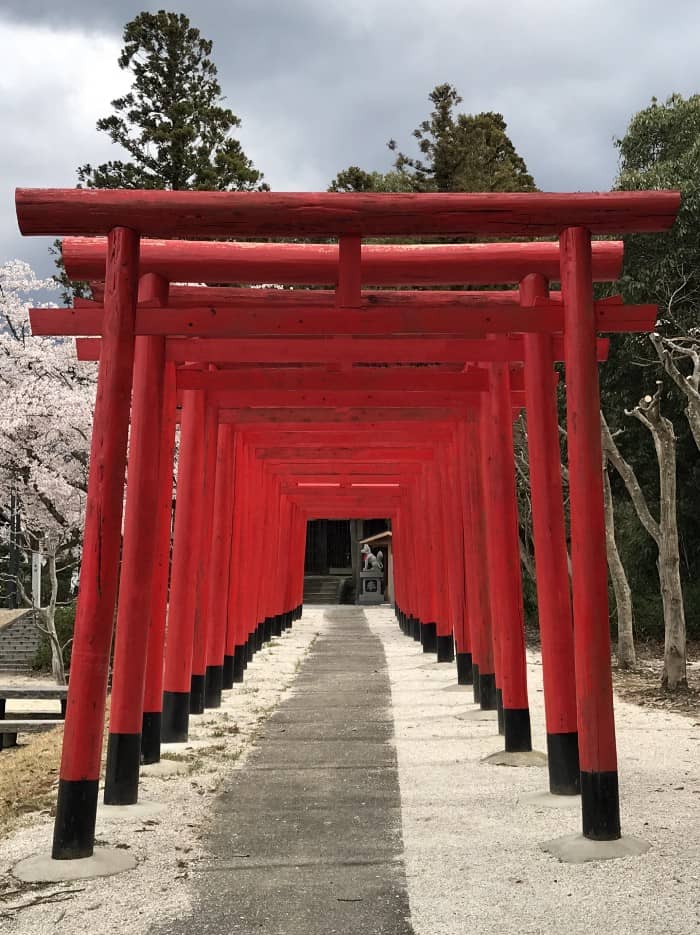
602,404,687,689
41,550,66,685
602,458,635,668
651,418,687,690
650,334,700,451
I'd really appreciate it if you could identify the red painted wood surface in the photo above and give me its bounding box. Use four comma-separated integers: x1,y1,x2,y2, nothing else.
190,403,220,682
162,389,207,696
75,335,610,364
62,237,624,285
219,408,462,424
206,424,236,671
142,361,177,716
59,228,140,784
17,188,680,238
202,389,527,408
109,333,165,736
521,275,578,737
269,462,424,476
482,363,529,712
560,227,618,775
458,417,494,677
258,446,436,462
175,368,524,393
30,301,658,338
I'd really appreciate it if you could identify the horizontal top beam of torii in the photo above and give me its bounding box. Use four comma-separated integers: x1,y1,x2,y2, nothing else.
62,237,624,286
16,189,680,238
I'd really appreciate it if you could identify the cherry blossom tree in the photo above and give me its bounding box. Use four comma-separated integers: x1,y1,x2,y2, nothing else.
0,260,96,682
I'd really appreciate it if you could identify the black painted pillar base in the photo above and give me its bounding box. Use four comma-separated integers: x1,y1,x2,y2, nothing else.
264,617,273,642
222,654,235,690
189,674,206,714
141,711,162,765
161,690,190,742
246,633,255,662
496,688,505,736
412,617,420,641
421,622,437,653
581,771,621,840
504,707,532,753
255,622,264,651
233,644,247,682
204,665,223,708
472,663,480,703
52,778,99,859
547,732,581,795
104,732,141,805
456,652,473,685
436,634,455,663
479,672,498,710
273,615,283,637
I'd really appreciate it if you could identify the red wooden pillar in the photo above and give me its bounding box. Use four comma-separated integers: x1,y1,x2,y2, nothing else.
419,471,438,652
521,274,580,795
190,400,219,713
204,423,236,708
406,487,423,640
52,228,140,860
141,361,177,764
446,436,470,681
460,415,497,708
103,275,167,805
161,388,206,742
483,363,532,752
437,454,459,663
224,433,249,684
561,227,620,839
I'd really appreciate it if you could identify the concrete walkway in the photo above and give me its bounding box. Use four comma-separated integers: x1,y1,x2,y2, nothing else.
157,607,414,934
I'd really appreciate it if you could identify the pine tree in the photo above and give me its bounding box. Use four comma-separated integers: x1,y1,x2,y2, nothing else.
329,83,536,194
55,11,266,300
78,11,266,191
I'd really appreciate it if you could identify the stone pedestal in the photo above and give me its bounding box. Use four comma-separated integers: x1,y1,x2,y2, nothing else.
358,570,384,605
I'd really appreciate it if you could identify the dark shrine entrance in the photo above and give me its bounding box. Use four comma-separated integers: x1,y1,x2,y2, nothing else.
304,518,389,603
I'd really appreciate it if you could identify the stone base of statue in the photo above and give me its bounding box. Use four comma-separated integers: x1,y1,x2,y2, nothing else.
358,570,384,605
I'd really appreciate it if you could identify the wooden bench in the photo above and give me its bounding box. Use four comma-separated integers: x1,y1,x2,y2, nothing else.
0,685,68,721
1,719,61,749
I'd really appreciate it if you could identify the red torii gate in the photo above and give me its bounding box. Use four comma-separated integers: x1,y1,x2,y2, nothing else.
15,188,679,870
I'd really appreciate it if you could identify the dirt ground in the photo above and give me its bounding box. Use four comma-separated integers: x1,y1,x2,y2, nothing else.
612,639,700,721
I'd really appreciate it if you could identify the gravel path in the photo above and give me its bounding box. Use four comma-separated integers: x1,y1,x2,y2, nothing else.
369,607,700,935
1,607,698,934
0,614,322,934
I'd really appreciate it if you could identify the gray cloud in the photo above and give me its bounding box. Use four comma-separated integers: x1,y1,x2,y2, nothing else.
3,0,700,278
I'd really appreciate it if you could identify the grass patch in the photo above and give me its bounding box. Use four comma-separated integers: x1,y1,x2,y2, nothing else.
0,724,63,836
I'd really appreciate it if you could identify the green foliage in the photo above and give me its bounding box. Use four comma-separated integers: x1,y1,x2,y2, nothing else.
54,10,266,300
329,83,536,195
78,11,266,192
32,604,75,673
328,167,416,193
602,93,700,639
390,84,536,193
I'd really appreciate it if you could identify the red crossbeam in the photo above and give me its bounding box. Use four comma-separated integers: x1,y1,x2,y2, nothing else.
62,237,624,285
74,335,610,364
175,368,525,393
16,189,680,237
30,301,656,337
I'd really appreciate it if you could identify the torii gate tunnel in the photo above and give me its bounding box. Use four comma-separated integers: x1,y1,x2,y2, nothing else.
16,188,680,862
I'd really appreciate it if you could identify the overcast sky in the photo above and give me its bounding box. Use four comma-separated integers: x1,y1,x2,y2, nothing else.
2,0,700,278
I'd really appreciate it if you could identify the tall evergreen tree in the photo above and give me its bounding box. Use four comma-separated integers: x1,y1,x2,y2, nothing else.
55,10,266,300
329,83,536,194
78,10,266,191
